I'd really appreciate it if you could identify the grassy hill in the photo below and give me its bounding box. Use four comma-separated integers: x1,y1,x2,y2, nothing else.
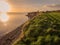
15,11,60,45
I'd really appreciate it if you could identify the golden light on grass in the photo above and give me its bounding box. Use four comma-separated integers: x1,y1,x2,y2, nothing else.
0,1,10,23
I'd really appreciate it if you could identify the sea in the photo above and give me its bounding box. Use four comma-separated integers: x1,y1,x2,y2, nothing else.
0,13,28,37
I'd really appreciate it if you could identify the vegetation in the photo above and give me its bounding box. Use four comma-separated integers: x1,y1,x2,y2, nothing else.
15,11,60,45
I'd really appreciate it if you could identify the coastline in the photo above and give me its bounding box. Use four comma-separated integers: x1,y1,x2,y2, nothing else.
0,10,60,45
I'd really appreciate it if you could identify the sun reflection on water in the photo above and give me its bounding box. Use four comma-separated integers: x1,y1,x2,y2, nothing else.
0,13,9,22
0,13,9,26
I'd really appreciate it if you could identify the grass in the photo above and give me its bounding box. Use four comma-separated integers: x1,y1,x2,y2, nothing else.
15,11,60,45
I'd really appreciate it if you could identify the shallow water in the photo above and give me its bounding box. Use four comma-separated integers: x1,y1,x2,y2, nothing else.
0,13,28,37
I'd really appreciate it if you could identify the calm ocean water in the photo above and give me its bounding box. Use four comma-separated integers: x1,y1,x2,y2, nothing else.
0,13,28,37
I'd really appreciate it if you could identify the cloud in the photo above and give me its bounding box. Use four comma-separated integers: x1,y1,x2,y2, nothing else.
40,4,60,11
7,0,60,12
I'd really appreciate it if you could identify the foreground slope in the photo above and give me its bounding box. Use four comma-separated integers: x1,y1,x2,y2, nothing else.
15,11,60,45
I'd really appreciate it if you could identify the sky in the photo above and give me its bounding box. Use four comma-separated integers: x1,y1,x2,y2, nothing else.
1,0,60,12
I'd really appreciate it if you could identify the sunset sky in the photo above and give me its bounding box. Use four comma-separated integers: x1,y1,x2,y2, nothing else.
1,0,60,12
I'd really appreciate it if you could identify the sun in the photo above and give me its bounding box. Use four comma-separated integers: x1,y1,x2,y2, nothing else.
0,1,10,23
0,1,10,12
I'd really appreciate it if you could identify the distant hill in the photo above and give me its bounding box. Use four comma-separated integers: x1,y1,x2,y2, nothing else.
15,11,60,45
